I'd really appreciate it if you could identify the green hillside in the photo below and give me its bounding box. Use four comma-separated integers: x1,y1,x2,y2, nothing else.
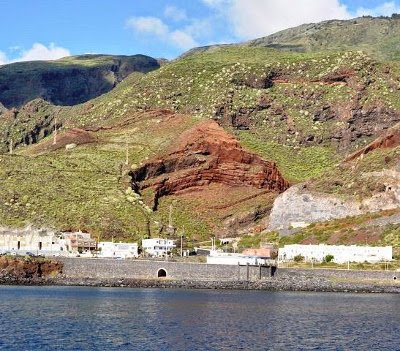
2,40,400,242
0,54,159,108
248,15,400,60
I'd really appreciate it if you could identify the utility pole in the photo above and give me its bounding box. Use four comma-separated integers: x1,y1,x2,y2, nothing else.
169,203,173,228
181,225,185,257
9,139,13,154
53,118,58,145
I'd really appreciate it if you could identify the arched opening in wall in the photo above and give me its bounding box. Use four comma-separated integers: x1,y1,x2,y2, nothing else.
157,268,167,278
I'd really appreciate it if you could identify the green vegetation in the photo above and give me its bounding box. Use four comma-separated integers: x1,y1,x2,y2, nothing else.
2,38,400,242
248,15,400,61
239,132,337,182
0,113,200,240
237,232,279,251
293,254,305,263
324,254,334,263
0,54,159,108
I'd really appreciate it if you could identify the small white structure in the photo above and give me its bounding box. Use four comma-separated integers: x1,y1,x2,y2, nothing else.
279,244,393,264
98,242,138,259
0,227,97,257
0,226,67,256
207,251,270,265
142,238,175,257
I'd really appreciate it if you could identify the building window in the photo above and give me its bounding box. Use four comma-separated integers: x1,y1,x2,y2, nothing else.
17,241,20,250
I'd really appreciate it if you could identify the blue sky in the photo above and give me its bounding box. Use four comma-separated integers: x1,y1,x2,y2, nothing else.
1,0,400,64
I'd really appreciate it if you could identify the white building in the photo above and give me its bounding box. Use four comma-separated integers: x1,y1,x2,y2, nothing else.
0,227,97,257
0,227,68,256
207,251,271,265
142,238,175,257
98,242,138,259
278,244,393,264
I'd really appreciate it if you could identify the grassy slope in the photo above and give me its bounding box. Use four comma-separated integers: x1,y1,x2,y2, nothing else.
248,16,400,61
0,54,159,108
0,112,198,241
66,47,400,182
2,45,400,241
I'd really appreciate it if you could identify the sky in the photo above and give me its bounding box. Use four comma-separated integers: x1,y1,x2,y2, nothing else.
1,0,400,64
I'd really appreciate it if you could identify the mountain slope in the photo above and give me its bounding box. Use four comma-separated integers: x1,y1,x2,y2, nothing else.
2,37,400,243
0,54,160,108
248,15,400,60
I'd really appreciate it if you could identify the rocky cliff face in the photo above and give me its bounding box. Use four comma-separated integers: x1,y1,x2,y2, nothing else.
0,256,63,279
0,54,160,108
269,170,400,233
130,120,289,210
268,185,363,232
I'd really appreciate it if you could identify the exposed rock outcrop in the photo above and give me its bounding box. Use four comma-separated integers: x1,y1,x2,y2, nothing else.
130,120,289,209
0,98,61,152
0,256,63,279
345,127,400,161
331,105,400,150
269,181,400,233
268,185,363,233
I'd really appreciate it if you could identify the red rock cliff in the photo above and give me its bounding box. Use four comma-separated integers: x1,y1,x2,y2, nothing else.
130,120,289,209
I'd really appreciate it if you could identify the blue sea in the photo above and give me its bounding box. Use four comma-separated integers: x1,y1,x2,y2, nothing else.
0,286,399,350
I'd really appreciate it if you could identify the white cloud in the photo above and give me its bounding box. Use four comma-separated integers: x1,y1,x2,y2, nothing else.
15,43,70,62
127,0,400,54
355,1,400,17
126,16,168,36
204,0,350,39
201,0,400,40
126,16,198,50
0,51,7,65
170,30,198,49
0,43,70,65
164,6,187,21
184,18,213,39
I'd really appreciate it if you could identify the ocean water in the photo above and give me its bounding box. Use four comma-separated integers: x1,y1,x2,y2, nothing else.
0,286,399,351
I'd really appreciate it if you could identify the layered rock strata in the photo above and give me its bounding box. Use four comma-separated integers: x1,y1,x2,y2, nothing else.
130,120,289,209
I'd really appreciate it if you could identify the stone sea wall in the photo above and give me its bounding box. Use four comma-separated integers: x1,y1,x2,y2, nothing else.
2,258,400,293
59,258,274,281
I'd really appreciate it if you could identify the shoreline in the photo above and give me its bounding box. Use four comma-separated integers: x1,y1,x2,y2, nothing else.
1,275,400,294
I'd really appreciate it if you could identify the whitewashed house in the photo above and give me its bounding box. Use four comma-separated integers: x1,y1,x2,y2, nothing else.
0,227,67,256
142,238,175,257
0,227,98,256
278,244,393,264
98,242,138,259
